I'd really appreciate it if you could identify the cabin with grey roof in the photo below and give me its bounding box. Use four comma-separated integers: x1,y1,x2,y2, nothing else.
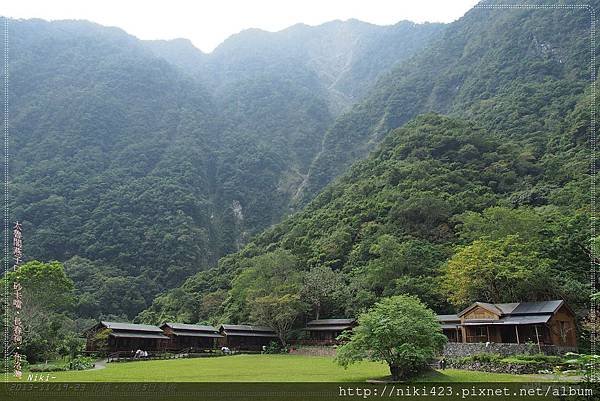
160,323,223,352
437,300,577,350
84,321,169,353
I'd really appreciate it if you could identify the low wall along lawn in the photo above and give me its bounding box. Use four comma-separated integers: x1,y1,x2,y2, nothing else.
443,342,576,358
441,344,574,375
288,346,337,357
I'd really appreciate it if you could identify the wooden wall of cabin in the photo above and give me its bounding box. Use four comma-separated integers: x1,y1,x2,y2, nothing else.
222,335,276,350
548,305,578,347
107,336,165,352
166,335,217,351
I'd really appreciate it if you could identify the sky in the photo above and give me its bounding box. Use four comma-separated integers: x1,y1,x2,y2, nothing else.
1,0,480,53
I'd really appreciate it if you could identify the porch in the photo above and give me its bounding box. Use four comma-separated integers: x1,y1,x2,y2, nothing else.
462,323,550,345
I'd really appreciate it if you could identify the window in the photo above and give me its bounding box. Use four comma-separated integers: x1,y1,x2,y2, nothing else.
474,327,486,337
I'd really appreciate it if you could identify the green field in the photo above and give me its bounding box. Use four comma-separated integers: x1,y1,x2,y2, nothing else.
19,355,566,382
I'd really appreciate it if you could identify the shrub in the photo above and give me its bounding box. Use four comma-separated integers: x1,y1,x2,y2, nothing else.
68,356,95,370
29,364,69,372
563,353,600,381
336,295,446,381
0,356,29,372
263,341,287,354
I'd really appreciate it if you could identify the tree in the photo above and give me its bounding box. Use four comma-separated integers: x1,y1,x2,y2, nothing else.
226,250,306,342
455,207,546,243
250,293,306,345
1,260,76,362
442,235,558,308
365,236,444,295
301,265,346,320
335,295,446,381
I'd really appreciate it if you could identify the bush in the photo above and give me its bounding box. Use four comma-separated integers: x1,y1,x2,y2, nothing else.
29,364,69,372
502,354,563,365
563,353,600,381
68,356,95,370
447,353,568,375
469,353,503,363
336,295,446,381
29,356,95,372
0,356,29,372
263,341,287,354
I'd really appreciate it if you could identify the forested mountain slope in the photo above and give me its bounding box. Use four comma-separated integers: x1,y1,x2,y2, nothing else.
138,2,594,334
299,3,594,204
138,107,591,326
146,20,445,205
145,20,444,112
6,19,225,318
2,17,444,320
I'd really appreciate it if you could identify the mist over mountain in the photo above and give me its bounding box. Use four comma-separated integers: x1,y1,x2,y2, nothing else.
299,4,592,204
2,16,442,319
1,1,595,328
145,19,444,112
137,2,595,330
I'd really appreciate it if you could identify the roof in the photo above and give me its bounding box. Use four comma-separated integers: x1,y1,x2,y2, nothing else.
437,314,460,322
162,323,219,332
441,323,461,330
170,330,223,338
492,303,520,314
220,324,275,333
306,319,355,326
221,330,278,338
109,332,169,340
461,315,552,326
457,302,503,317
510,301,564,315
457,300,566,318
305,318,355,331
304,325,354,332
99,321,163,333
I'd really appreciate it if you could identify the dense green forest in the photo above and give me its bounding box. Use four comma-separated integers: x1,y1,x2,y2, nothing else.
300,4,592,204
0,1,595,356
137,2,595,351
0,18,441,321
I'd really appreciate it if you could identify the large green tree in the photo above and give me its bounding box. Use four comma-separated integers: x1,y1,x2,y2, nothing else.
336,295,446,381
301,265,346,320
225,250,307,342
442,235,559,307
1,261,77,362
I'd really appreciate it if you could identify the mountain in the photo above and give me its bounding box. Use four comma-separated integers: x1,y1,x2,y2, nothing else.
1,17,444,319
5,19,225,317
145,19,444,113
137,2,594,330
297,3,593,204
143,38,207,74
138,108,591,325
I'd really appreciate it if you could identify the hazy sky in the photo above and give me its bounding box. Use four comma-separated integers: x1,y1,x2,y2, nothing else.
2,0,479,53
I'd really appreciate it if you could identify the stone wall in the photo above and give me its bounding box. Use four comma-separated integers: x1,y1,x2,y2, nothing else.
288,346,337,357
443,342,577,357
445,360,554,375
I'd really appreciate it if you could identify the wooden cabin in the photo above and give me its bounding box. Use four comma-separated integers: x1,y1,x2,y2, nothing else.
160,323,223,351
437,314,462,343
84,321,169,353
438,300,577,348
302,318,356,345
219,324,278,350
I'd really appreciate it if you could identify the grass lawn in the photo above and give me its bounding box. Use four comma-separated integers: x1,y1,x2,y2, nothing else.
18,355,568,382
